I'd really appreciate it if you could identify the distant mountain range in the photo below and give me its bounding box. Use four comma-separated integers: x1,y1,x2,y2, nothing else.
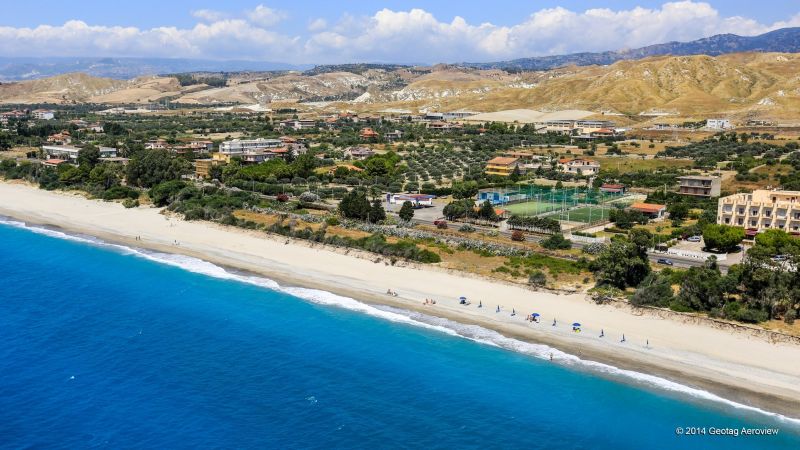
464,27,800,71
0,57,310,82
0,28,798,82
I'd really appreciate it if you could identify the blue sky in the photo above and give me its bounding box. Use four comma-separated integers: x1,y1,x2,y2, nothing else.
0,1,798,63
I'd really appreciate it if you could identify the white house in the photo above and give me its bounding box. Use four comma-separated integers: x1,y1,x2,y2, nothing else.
706,119,733,130
388,193,435,207
32,109,54,120
42,145,117,162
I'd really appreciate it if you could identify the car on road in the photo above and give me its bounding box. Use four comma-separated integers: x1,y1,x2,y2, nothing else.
771,255,788,262
433,219,448,228
656,258,674,266
686,236,702,242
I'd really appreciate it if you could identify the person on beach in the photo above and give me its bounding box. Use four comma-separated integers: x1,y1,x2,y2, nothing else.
621,334,626,343
478,301,482,308
552,319,556,326
511,308,515,316
496,305,500,313
600,329,604,338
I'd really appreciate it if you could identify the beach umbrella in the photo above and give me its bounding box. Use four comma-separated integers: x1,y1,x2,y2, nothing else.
532,313,540,317
459,296,467,301
572,322,581,327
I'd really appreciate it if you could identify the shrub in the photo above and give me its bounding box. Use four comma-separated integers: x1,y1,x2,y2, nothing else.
458,224,476,233
325,216,340,226
122,198,139,209
298,191,320,203
511,230,525,241
540,234,572,250
528,270,547,287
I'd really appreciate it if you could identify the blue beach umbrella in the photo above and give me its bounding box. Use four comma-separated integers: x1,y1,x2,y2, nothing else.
532,313,540,317
459,296,467,301
572,322,581,327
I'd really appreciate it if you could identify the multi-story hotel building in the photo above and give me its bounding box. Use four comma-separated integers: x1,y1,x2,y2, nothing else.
718,189,800,234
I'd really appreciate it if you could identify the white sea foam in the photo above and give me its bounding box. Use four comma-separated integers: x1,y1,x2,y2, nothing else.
2,216,799,427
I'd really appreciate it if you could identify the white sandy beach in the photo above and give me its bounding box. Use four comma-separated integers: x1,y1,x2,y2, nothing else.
1,181,799,417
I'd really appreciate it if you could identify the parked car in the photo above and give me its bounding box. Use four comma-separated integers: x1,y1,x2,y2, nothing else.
656,258,674,266
433,219,448,229
771,255,788,262
686,236,702,242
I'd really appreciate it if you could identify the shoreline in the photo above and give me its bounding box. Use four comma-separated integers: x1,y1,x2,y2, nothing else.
1,181,799,420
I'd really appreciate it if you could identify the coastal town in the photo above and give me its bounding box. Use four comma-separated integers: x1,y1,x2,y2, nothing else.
2,2,800,446
2,102,800,329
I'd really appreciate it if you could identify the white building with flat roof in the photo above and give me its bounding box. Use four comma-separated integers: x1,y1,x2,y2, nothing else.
706,119,733,130
42,145,117,162
219,138,283,155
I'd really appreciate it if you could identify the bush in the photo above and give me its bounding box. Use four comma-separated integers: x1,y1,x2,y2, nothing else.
528,270,547,287
325,216,340,226
122,198,139,209
102,185,140,201
511,230,525,241
458,224,476,233
298,191,320,203
540,234,572,250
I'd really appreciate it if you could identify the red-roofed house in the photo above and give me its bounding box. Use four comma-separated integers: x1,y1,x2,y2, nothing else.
599,183,626,194
359,127,379,140
630,202,666,219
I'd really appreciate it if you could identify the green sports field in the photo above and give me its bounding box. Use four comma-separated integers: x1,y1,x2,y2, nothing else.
546,206,612,223
503,201,561,216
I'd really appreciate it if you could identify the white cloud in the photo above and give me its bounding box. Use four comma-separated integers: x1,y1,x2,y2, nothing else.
246,4,286,27
0,2,797,64
191,9,227,23
308,18,327,32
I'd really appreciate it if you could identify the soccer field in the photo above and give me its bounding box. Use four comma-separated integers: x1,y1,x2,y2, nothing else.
547,206,612,223
503,201,561,216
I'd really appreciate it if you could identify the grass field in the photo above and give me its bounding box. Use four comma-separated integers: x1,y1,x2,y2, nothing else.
546,206,612,223
593,156,694,174
504,201,561,216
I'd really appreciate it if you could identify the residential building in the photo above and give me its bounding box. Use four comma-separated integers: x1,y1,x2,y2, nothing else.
220,138,283,154
599,183,626,194
485,157,521,177
278,119,316,130
630,202,667,219
47,131,72,145
717,189,800,234
706,118,733,130
359,127,379,140
344,147,375,160
387,193,435,206
32,109,54,120
146,138,169,150
42,159,67,167
558,158,600,176
42,145,116,162
195,159,221,179
677,175,721,198
384,130,404,141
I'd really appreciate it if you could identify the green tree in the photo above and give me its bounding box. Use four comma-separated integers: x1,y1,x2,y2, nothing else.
540,233,572,250
369,198,386,223
339,190,371,220
398,201,415,221
77,145,101,168
451,180,479,199
126,149,189,188
592,239,651,289
631,272,674,307
702,224,744,253
478,200,498,222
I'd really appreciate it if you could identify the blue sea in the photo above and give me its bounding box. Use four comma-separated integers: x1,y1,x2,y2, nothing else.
1,218,798,449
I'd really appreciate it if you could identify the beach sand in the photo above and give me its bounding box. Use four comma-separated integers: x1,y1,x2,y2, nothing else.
1,181,799,418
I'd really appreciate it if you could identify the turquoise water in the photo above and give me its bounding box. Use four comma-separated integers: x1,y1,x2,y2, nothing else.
0,218,798,449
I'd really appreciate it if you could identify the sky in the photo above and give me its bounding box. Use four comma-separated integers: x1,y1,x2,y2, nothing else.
0,1,798,64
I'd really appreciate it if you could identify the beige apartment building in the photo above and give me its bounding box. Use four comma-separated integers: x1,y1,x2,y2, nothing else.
718,189,800,233
677,175,721,198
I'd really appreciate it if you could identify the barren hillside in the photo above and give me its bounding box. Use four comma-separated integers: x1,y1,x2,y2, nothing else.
0,53,798,120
